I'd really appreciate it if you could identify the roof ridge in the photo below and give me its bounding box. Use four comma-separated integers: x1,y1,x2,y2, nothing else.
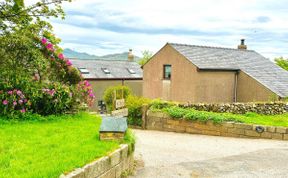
169,42,255,52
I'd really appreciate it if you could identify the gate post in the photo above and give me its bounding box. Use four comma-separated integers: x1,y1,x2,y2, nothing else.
141,104,148,129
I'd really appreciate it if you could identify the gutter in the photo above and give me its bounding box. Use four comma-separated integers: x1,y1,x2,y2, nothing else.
197,68,240,72
83,77,143,81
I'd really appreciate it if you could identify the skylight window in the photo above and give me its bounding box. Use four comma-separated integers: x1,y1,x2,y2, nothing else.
127,68,136,74
101,68,110,74
78,68,89,74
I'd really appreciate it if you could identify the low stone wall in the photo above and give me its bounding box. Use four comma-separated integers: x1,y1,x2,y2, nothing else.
60,144,134,178
178,102,288,115
145,111,288,141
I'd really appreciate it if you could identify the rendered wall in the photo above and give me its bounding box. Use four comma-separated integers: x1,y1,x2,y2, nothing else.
237,71,276,102
143,44,235,103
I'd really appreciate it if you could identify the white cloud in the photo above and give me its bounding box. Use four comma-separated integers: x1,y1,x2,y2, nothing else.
36,0,288,58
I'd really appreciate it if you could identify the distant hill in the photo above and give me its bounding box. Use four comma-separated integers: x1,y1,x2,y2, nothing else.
63,48,140,61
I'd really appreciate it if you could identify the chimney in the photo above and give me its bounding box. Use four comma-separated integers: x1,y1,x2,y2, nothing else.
128,49,134,62
237,39,247,50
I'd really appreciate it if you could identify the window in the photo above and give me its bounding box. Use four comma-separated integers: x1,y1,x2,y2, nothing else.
78,68,89,74
127,68,136,74
101,68,110,74
163,64,171,79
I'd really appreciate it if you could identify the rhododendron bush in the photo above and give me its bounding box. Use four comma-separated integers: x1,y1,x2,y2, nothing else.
0,0,95,118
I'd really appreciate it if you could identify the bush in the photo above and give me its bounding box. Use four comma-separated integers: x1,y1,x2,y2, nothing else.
103,85,131,112
150,99,177,110
0,78,95,118
126,95,151,126
161,105,242,124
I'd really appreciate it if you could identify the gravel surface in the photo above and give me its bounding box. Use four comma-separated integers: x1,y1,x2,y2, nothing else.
131,129,288,178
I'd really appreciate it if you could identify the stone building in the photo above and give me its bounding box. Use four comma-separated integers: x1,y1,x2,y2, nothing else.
71,51,142,111
142,40,288,103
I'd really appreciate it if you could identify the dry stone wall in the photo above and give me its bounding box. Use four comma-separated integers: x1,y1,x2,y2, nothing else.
146,111,288,141
178,102,288,115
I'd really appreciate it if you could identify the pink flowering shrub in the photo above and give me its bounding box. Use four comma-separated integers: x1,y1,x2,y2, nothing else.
30,82,75,115
74,80,95,107
0,36,95,118
0,88,30,117
40,37,82,85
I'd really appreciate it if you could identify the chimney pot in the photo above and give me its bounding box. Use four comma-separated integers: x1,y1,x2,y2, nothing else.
128,49,134,61
238,39,247,50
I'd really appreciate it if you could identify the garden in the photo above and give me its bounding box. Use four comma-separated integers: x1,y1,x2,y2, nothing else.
0,1,134,177
0,112,134,178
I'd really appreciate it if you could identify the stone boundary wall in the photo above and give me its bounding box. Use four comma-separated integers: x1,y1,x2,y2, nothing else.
178,102,288,115
60,144,134,178
145,111,288,141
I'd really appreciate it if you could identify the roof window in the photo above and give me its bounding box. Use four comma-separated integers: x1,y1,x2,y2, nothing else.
127,68,136,74
78,68,89,74
101,68,110,74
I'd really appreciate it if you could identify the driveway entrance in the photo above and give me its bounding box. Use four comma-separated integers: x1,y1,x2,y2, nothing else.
131,129,288,178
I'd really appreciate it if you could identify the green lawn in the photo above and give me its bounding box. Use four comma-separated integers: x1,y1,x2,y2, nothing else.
0,112,134,178
158,106,288,127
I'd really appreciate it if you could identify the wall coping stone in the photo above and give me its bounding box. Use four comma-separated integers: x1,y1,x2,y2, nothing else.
60,144,133,178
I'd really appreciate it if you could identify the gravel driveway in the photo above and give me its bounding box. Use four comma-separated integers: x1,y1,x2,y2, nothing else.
131,129,288,178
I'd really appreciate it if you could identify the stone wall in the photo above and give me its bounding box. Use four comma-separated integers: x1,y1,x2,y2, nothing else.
178,102,288,115
145,111,288,141
60,144,134,178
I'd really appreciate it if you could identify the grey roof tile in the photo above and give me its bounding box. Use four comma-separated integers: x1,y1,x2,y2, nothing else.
170,43,288,97
70,60,143,79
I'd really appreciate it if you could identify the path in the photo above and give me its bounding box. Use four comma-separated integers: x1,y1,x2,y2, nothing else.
131,129,288,178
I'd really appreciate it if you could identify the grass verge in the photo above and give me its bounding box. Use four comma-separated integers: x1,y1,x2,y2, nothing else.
0,112,134,178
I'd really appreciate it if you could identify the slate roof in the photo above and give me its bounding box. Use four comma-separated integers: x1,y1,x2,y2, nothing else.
70,59,143,79
169,43,288,97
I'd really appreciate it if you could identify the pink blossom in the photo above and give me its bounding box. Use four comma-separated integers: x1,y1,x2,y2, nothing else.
84,80,91,87
49,89,55,96
16,90,22,96
89,93,95,98
18,100,23,105
46,43,54,51
41,38,47,45
13,101,17,106
20,108,26,113
23,99,28,103
7,90,13,95
66,59,72,66
2,100,8,105
58,53,64,60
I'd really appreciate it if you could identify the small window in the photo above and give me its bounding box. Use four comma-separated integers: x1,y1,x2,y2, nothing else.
163,64,171,80
127,68,136,74
78,68,89,74
101,68,110,74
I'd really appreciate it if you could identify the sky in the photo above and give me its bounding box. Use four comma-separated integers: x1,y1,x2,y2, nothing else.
34,0,288,58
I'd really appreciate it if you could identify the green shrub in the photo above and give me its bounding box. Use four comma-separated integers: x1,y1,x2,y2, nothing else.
126,95,151,126
150,99,177,110
103,85,131,112
163,106,187,118
162,105,242,124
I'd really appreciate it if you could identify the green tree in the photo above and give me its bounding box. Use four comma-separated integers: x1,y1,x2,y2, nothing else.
275,57,288,71
0,0,94,117
138,50,153,66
